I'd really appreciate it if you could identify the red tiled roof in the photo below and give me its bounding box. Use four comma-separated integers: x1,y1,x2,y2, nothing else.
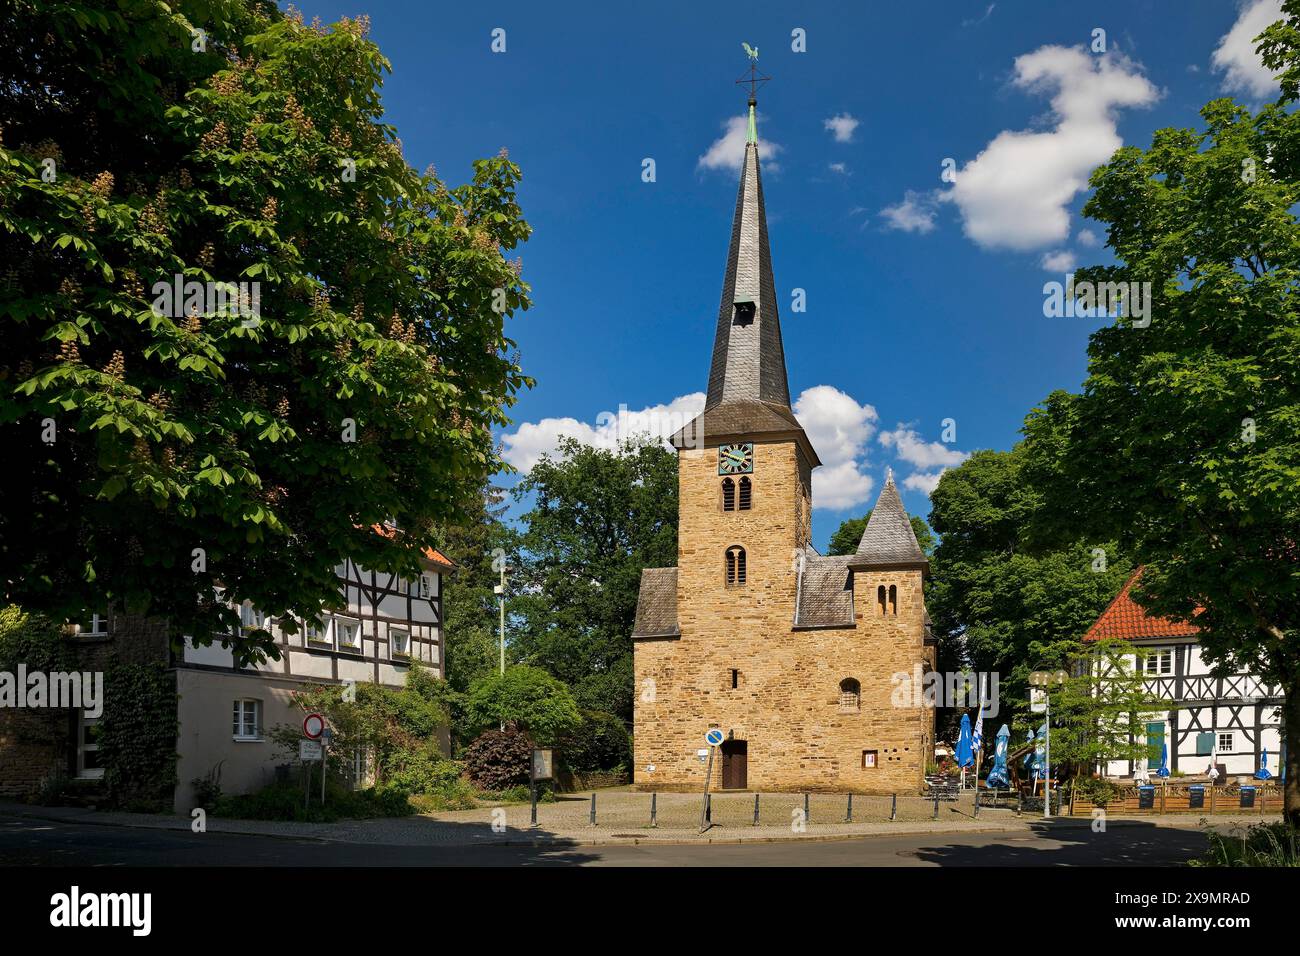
369,523,456,570
1082,568,1199,642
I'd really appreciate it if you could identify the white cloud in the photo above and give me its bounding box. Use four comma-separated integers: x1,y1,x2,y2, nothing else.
879,426,968,470
939,46,1159,251
880,190,939,234
503,385,906,512
823,113,860,143
698,116,783,173
902,471,945,495
828,162,849,175
500,393,706,472
1212,0,1283,98
1041,249,1077,271
793,386,879,510
1076,227,1099,247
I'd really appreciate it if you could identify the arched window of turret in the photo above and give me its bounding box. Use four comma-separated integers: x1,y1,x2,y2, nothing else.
721,478,736,512
738,476,752,510
725,546,747,586
877,585,887,616
889,584,898,616
839,678,861,711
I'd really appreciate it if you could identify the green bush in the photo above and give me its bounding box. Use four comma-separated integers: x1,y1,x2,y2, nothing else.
464,665,580,744
1074,776,1122,807
559,709,631,774
1196,823,1300,867
462,728,532,791
214,778,414,823
384,750,465,796
100,661,178,812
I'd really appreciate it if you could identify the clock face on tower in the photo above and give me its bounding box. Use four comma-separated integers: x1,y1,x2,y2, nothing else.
718,442,754,475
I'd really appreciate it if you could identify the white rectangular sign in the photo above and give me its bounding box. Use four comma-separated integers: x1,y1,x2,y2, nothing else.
1029,687,1047,714
299,739,323,761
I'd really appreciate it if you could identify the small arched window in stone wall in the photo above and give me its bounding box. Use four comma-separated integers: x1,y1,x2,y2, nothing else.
839,677,861,711
738,476,752,510
721,477,736,512
877,585,887,615
889,584,898,616
725,545,747,586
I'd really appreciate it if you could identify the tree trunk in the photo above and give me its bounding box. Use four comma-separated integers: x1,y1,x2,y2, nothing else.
1285,675,1300,829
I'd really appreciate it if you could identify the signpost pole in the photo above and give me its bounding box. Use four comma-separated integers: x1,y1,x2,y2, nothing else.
1043,694,1052,820
320,737,327,806
699,746,716,833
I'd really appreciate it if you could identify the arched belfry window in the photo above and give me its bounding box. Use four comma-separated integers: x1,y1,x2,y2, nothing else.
725,546,747,586
888,585,898,616
839,678,861,711
877,585,887,616
738,476,752,510
722,477,736,512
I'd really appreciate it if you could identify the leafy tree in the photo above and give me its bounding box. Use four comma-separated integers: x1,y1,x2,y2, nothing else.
1023,5,1300,823
510,436,677,721
927,448,1133,737
826,510,935,557
435,476,519,697
463,664,580,745
558,708,633,775
0,2,531,664
461,728,532,791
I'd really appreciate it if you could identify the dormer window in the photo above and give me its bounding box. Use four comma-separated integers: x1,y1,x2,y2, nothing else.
725,546,747,586
732,301,755,326
722,477,736,512
738,476,752,510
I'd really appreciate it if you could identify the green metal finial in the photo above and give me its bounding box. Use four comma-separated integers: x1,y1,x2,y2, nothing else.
736,43,770,148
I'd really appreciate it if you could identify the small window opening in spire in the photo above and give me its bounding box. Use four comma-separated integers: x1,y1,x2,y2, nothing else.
877,585,887,616
889,584,898,616
732,301,755,326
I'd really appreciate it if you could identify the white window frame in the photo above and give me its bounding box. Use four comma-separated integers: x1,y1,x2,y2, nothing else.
419,574,433,599
240,604,265,631
1217,731,1234,753
75,613,108,637
232,698,263,741
336,618,361,649
390,628,410,657
305,618,332,646
76,713,104,779
1145,648,1173,675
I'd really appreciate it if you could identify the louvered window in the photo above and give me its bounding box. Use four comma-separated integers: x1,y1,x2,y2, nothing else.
722,478,735,511
738,476,752,510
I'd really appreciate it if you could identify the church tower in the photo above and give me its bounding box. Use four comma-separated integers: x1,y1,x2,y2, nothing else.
632,71,934,794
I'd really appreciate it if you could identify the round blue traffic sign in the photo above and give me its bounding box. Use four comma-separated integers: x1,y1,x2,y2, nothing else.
705,729,725,747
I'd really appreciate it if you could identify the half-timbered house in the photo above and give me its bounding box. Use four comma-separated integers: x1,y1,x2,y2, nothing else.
1085,569,1283,781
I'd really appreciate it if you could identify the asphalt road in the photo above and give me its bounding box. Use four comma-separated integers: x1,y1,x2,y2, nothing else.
0,812,1210,866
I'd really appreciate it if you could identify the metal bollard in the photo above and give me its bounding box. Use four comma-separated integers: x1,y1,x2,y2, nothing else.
973,787,980,818
590,792,596,826
890,793,897,821
753,792,760,826
804,792,810,825
845,793,853,823
933,791,939,820
1016,791,1023,816
650,792,657,828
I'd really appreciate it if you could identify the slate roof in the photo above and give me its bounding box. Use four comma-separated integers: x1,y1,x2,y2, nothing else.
793,552,855,629
705,134,791,411
852,475,928,569
631,567,679,638
1082,569,1200,642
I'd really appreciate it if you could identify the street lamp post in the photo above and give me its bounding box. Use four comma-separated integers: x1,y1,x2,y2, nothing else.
494,555,506,731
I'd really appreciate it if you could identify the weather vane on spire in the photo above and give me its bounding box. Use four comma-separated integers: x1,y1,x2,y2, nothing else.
737,41,771,104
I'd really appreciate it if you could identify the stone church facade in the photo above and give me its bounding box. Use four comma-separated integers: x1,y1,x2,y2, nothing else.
631,95,935,794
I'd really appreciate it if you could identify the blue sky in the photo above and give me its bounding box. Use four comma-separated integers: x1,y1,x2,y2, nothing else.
298,0,1281,549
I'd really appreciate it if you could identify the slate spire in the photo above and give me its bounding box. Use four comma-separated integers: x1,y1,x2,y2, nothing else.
854,472,928,568
704,95,792,412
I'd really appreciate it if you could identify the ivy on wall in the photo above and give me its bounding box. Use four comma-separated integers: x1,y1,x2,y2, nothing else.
100,661,178,812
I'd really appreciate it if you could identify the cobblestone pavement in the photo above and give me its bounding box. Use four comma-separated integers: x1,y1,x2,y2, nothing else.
0,794,1280,848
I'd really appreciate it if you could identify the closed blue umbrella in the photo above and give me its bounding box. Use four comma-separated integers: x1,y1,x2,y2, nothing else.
1157,741,1170,778
955,714,974,768
986,723,1011,788
1255,748,1272,780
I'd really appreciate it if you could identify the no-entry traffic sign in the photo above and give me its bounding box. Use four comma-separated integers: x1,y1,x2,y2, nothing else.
303,713,326,739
